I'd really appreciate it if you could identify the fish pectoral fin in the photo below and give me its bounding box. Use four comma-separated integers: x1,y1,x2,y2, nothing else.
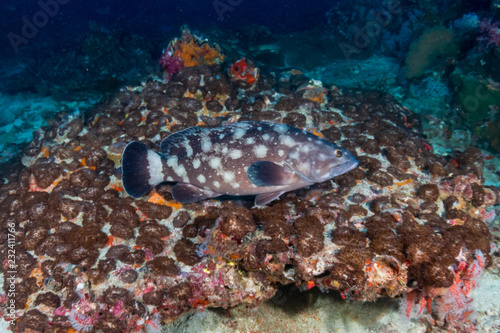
247,161,298,186
294,169,315,184
171,183,220,204
255,191,285,206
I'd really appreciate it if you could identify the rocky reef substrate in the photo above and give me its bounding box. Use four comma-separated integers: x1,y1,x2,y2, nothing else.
0,48,497,332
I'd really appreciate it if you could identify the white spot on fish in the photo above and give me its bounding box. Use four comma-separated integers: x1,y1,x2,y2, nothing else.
167,156,179,168
197,174,206,183
254,144,268,158
279,135,296,147
300,145,310,154
233,128,246,139
222,146,228,154
219,134,225,140
245,137,256,145
209,157,222,169
175,164,187,178
278,149,284,157
222,171,235,183
229,149,242,159
213,180,221,188
201,136,212,152
274,124,288,133
184,142,193,157
166,176,174,181
262,134,270,141
231,182,240,188
192,158,201,169
289,150,300,160
147,150,164,186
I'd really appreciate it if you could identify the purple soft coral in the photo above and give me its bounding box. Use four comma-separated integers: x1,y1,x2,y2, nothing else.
478,19,500,48
158,48,184,80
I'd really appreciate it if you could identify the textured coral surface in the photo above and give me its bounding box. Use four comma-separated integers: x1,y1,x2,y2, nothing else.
0,52,497,332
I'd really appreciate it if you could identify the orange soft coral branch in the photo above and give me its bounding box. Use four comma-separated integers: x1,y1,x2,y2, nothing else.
176,38,224,67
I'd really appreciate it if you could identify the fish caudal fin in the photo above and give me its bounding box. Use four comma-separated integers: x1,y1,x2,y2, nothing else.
121,141,159,198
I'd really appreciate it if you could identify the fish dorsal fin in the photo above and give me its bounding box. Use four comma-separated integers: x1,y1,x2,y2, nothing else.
171,183,220,204
255,191,285,206
246,161,298,186
160,126,206,154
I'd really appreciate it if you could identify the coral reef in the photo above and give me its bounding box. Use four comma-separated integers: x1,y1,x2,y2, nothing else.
478,19,500,48
405,27,457,79
445,15,500,153
0,31,497,333
451,71,500,128
405,76,451,115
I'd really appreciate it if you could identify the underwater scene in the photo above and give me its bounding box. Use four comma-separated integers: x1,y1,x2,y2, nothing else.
1,0,500,332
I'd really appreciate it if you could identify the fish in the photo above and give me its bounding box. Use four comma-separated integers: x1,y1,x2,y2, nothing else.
121,121,358,206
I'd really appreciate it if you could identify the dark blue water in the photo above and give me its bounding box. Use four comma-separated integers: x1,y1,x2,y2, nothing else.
0,0,499,163
1,0,332,56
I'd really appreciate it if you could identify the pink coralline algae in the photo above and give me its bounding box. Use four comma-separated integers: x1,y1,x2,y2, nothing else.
403,249,486,332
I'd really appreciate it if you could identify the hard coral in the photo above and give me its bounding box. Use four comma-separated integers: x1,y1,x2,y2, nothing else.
218,207,255,241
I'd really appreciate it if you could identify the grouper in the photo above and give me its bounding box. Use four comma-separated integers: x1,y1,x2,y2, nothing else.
121,121,358,206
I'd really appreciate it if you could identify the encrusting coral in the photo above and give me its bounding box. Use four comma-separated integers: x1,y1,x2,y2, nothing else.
0,30,497,333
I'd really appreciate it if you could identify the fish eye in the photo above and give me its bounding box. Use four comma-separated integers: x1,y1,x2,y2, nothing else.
334,149,343,158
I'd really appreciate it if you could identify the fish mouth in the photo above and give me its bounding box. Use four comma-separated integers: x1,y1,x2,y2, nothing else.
329,158,359,178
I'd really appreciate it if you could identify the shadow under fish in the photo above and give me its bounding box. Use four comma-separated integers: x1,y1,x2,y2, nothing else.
121,121,358,206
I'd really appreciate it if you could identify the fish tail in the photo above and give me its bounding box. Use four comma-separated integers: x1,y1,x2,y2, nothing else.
121,141,161,198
